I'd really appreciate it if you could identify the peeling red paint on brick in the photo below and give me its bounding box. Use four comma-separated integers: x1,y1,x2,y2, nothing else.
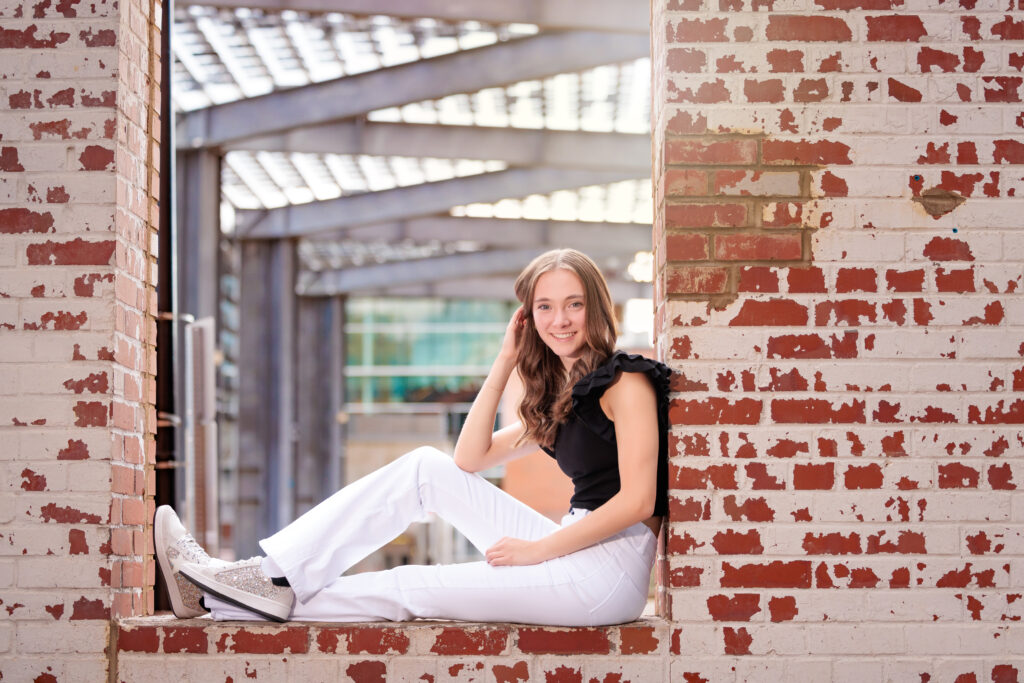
344,661,386,683
517,628,610,655
0,24,70,48
57,438,89,460
20,468,47,491
78,144,114,170
723,627,753,654
493,661,530,683
707,593,761,621
163,627,209,654
0,147,25,171
68,528,88,554
40,502,100,524
766,15,852,42
430,626,507,655
216,627,308,654
70,596,108,620
27,238,116,265
118,626,159,653
0,208,55,234
73,400,107,427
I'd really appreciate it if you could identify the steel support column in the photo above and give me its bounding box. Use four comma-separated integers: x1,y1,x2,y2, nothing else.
237,240,296,555
294,295,346,515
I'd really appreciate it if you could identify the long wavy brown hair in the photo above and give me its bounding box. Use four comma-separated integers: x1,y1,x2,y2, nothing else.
513,249,618,448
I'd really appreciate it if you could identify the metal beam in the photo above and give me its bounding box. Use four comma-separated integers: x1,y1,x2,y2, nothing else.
294,295,345,514
237,240,296,555
237,168,643,239
316,216,653,253
219,122,650,173
177,0,650,34
299,248,547,294
302,274,652,301
178,31,649,148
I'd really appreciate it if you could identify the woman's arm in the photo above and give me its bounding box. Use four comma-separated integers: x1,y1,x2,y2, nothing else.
453,307,539,473
485,370,660,565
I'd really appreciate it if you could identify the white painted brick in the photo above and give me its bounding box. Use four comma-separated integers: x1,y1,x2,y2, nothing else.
0,240,17,267
387,657,440,683
810,105,909,135
0,460,69,492
919,492,1012,522
809,492,929,524
669,657,738,682
956,198,1024,229
30,331,115,362
663,625,721,656
0,657,65,683
666,327,766,361
16,363,110,396
66,461,112,491
810,168,908,199
19,429,110,462
16,621,108,654
905,625,1018,656
0,396,74,428
809,624,906,655
17,556,111,590
19,298,115,333
116,656,195,683
831,658,885,683
958,329,1024,359
861,329,957,360
1004,107,1024,134
811,229,906,263
583,656,667,682
0,301,19,332
784,361,911,392
284,658,342,679
884,658,949,681
731,659,788,680
0,623,11,654
0,495,16,524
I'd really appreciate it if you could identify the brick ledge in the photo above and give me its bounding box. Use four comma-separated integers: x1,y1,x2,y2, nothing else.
116,615,670,657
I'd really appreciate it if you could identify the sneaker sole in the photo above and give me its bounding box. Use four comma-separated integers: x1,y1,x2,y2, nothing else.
155,506,205,619
179,566,292,623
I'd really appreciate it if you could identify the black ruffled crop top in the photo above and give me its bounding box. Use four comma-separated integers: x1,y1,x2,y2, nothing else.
539,351,672,516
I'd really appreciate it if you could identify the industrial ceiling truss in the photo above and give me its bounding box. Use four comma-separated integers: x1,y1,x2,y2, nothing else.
173,1,653,298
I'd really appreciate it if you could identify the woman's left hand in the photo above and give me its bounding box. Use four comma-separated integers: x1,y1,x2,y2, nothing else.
485,537,546,566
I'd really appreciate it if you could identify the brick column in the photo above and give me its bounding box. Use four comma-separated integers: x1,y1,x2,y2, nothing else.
0,0,161,678
652,3,1024,679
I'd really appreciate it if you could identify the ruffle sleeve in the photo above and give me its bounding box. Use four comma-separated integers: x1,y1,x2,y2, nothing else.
570,350,672,442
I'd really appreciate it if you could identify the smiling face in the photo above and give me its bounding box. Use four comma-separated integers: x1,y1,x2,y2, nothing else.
530,268,588,369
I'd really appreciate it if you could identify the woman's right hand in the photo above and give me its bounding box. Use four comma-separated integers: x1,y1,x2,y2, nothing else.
498,306,526,361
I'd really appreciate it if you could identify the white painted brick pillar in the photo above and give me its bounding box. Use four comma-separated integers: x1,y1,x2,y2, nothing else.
0,0,161,678
651,1,1024,678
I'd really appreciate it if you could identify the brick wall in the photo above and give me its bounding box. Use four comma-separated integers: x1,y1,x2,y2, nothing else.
653,2,1024,679
0,0,160,679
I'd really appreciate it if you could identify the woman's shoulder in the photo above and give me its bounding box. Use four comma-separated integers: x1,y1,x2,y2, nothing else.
572,350,671,405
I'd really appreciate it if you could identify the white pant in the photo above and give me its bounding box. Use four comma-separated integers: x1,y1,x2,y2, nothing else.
205,446,657,626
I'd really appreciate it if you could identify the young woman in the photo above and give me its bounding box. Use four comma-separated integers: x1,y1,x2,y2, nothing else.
155,248,670,626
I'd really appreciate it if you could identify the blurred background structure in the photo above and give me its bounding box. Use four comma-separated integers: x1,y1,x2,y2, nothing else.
160,0,656,591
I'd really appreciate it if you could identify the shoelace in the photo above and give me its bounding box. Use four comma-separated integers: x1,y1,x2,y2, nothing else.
177,534,210,562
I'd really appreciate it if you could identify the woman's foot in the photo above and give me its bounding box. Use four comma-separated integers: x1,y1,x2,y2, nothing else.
154,505,229,618
179,558,295,622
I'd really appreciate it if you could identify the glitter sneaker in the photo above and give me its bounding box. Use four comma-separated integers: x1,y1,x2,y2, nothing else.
155,505,230,618
180,558,295,622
